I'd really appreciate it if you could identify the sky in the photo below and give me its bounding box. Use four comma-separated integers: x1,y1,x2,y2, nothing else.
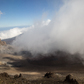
0,0,63,30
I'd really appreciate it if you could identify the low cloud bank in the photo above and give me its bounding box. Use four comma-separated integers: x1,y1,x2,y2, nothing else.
0,19,51,40
0,27,29,40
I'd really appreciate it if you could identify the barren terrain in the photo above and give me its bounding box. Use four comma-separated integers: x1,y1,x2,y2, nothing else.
0,40,84,84
0,52,83,84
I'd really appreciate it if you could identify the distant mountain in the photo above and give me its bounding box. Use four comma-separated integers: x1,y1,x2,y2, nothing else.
2,33,23,44
2,37,16,44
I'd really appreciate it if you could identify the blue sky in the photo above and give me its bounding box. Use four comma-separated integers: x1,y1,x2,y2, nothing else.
0,0,63,30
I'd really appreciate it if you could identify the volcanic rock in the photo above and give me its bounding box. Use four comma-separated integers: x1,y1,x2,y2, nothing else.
44,72,54,78
0,72,9,77
64,74,79,84
0,39,6,45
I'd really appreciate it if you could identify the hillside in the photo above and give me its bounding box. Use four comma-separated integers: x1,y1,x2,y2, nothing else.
0,39,6,45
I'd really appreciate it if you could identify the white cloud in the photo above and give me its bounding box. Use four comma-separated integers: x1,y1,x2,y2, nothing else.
12,0,84,55
0,19,51,40
42,19,51,26
0,27,29,40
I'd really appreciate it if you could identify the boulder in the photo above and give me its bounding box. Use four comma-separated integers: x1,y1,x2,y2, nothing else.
0,72,9,77
44,72,54,78
64,74,79,84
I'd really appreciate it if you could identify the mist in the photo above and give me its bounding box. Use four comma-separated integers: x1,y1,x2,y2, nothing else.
12,0,84,55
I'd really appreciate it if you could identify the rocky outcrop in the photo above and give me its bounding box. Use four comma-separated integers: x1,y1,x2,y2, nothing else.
0,39,15,54
64,74,79,84
0,39,6,45
44,72,54,78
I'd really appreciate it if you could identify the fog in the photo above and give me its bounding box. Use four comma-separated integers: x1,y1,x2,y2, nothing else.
12,0,84,55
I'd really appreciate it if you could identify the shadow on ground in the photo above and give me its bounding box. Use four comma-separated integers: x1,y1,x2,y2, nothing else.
3,51,84,72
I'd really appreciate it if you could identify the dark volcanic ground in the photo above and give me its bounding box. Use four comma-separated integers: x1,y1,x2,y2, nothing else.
6,51,84,72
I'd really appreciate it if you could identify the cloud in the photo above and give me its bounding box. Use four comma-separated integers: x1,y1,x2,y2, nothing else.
0,27,29,40
12,0,84,55
0,19,51,40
